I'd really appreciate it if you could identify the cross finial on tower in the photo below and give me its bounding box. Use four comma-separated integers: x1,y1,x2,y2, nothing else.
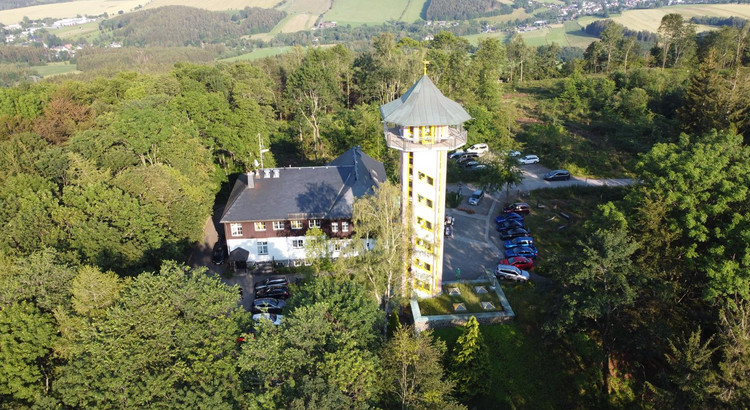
422,60,430,76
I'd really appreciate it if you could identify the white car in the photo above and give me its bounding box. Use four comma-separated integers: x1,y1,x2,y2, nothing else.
518,155,540,164
466,143,489,155
496,264,530,282
252,313,283,326
509,150,521,157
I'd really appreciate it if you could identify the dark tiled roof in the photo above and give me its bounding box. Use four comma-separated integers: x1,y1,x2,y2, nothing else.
380,75,472,126
220,147,386,223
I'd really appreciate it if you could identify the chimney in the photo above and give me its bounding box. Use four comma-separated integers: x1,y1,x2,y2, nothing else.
254,170,261,178
272,169,280,178
245,171,255,189
263,169,271,178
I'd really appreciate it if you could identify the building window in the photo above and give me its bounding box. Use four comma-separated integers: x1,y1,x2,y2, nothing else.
230,223,243,237
418,172,434,186
309,219,321,229
291,220,303,230
292,239,304,249
293,259,302,267
257,241,268,255
333,241,342,252
418,195,434,208
272,221,284,231
341,221,349,233
416,217,433,231
254,222,266,231
414,258,432,272
416,238,433,253
331,222,339,233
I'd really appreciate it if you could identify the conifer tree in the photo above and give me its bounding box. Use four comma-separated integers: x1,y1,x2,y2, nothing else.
450,316,490,399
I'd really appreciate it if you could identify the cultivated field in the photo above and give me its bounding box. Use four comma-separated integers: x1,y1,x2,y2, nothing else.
271,13,318,33
324,0,427,25
611,4,750,32
49,20,100,41
463,31,511,46
562,20,598,48
277,0,330,15
479,8,532,24
144,0,278,10
0,0,146,25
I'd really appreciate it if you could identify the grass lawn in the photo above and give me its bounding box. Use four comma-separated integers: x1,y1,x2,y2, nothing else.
0,0,144,25
463,31,511,46
563,20,598,48
418,282,502,315
611,4,750,33
49,20,101,42
33,62,80,77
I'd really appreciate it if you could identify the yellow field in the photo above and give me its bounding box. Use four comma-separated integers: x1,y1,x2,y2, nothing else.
611,4,750,32
0,0,146,25
144,0,278,10
274,13,318,33
479,8,531,24
278,0,331,15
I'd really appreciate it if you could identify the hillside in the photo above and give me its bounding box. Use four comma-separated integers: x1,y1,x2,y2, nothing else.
100,5,285,47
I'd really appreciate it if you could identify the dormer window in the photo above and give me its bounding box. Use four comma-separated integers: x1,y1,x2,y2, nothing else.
291,220,303,230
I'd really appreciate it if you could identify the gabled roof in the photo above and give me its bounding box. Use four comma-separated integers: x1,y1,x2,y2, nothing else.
220,147,386,223
379,75,471,126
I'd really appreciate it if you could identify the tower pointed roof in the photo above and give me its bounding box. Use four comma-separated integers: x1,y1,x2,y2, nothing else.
380,75,471,126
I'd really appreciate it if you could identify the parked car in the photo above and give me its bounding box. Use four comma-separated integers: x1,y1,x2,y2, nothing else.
466,143,489,155
456,153,479,164
544,169,571,181
509,150,521,157
211,238,227,265
447,150,465,159
495,212,524,224
252,313,283,326
254,277,289,291
504,236,535,249
251,298,286,314
255,286,290,300
496,264,530,282
503,202,531,215
499,228,531,240
461,160,480,168
501,256,534,270
496,219,525,231
518,154,540,164
504,245,538,259
465,163,487,171
468,189,485,205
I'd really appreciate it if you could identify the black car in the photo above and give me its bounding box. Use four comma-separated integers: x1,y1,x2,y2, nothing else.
496,219,525,231
503,202,531,215
456,153,479,164
544,169,571,181
254,277,289,291
499,227,531,240
255,285,290,300
251,298,286,314
211,239,227,265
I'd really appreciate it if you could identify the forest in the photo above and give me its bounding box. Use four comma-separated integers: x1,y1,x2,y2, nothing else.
1,14,750,408
98,6,286,47
424,0,513,21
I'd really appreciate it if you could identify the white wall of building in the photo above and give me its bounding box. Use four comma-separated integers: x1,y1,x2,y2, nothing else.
226,236,374,263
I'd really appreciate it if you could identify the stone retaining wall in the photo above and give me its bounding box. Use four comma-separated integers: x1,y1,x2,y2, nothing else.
411,273,516,331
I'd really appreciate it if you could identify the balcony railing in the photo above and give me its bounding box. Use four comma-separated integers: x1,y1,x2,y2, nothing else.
384,127,467,152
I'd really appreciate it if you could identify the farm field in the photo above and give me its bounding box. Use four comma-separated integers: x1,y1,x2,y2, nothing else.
49,20,100,41
324,0,427,25
277,0,330,15
219,46,293,61
463,31,511,46
0,0,144,25
562,20,598,48
477,8,531,24
270,13,318,33
144,0,278,9
32,62,80,77
611,4,750,32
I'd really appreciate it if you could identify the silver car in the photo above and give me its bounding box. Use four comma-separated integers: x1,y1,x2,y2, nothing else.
495,264,530,282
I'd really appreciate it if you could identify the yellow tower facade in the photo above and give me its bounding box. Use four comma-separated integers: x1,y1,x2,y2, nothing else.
380,75,471,297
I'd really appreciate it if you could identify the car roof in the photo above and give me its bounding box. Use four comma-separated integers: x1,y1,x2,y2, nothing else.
471,189,483,195
511,236,533,241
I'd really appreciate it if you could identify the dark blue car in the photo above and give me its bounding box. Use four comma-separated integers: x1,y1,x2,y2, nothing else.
495,212,524,224
504,236,534,249
504,245,539,259
496,219,525,231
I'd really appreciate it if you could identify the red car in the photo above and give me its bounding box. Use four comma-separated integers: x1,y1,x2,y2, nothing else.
500,256,534,271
